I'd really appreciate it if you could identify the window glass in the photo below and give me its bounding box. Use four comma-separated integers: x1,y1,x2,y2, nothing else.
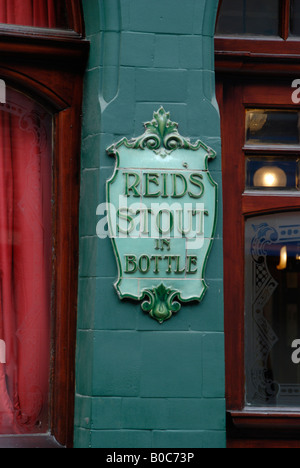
246,157,300,191
246,110,300,146
216,0,280,36
0,0,68,29
0,87,52,434
290,0,300,36
245,213,300,407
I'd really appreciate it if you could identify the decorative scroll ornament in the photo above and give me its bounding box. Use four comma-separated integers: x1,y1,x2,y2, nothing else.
141,284,181,324
106,107,218,323
248,223,279,403
111,107,210,158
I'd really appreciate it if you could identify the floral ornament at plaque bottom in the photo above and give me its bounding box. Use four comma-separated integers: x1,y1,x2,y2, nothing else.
141,284,181,324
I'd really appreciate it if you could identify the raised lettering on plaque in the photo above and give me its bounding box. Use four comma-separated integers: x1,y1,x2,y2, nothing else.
106,107,217,323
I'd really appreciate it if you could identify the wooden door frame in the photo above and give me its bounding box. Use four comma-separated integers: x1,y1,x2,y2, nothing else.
215,0,300,449
217,74,300,448
0,15,89,448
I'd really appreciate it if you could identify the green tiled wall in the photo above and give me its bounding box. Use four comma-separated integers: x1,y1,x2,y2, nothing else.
74,0,225,449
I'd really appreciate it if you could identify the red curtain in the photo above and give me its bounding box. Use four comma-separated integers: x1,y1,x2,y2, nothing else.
0,0,63,28
0,89,52,434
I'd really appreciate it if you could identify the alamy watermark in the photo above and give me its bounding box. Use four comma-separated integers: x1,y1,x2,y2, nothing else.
291,79,300,104
291,340,300,364
96,198,207,251
0,79,6,104
0,340,6,364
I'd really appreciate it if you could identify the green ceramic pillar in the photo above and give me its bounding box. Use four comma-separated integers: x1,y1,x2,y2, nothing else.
75,0,225,449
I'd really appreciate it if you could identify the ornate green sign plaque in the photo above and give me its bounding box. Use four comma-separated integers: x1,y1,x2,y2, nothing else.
106,108,217,323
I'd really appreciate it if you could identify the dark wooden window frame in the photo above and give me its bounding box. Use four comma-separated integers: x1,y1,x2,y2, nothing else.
216,0,300,75
216,0,293,38
217,73,300,449
216,0,300,449
0,0,85,38
0,0,89,448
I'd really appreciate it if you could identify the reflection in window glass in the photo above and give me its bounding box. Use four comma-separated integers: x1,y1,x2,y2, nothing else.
246,157,300,191
245,213,300,407
0,88,52,434
290,0,300,36
0,0,68,29
246,110,300,146
216,0,280,36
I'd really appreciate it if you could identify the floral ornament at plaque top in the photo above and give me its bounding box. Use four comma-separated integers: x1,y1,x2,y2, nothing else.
106,107,218,323
114,107,210,158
